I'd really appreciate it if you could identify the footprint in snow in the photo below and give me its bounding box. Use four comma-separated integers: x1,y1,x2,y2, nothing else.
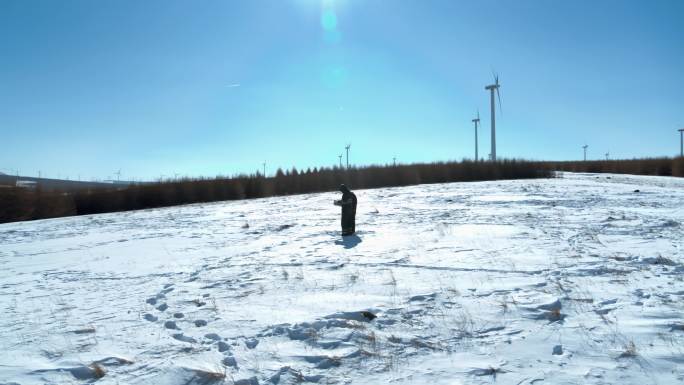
222,355,238,368
172,333,196,343
245,338,259,349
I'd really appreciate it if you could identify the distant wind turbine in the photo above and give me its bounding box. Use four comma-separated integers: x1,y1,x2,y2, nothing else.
262,162,266,177
679,128,684,157
338,154,343,168
114,169,121,181
485,73,502,161
605,152,609,161
583,145,588,161
345,144,351,169
471,110,481,161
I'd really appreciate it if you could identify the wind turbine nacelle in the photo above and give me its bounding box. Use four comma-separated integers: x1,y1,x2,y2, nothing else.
485,85,499,90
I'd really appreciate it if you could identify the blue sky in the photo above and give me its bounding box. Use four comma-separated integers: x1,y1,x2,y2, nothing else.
1,0,683,180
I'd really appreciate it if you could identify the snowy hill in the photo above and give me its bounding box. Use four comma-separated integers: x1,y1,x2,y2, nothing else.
1,173,683,384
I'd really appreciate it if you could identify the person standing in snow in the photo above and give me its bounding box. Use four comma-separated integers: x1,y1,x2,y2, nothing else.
334,184,357,236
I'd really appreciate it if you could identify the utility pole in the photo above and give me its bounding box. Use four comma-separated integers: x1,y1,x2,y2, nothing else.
583,145,588,161
345,144,351,169
679,128,684,157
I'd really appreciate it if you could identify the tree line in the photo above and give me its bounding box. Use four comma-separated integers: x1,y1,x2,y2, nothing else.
4,157,683,223
0,159,550,223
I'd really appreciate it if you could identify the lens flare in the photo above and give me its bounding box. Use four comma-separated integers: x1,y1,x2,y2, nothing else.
321,9,337,30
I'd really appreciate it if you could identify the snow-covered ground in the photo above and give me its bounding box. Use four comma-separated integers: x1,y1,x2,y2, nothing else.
1,172,683,385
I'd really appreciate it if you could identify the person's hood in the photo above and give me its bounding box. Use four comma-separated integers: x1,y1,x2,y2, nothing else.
339,184,350,193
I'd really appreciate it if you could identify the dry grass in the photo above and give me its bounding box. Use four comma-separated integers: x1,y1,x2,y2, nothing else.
619,340,638,358
90,363,106,379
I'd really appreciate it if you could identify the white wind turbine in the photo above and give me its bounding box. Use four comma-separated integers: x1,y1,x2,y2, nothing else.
485,73,502,161
471,110,481,161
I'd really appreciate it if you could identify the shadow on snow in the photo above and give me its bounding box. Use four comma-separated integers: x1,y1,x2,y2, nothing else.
335,234,362,249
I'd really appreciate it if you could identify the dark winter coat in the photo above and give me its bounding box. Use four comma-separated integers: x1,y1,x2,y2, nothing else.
338,186,357,235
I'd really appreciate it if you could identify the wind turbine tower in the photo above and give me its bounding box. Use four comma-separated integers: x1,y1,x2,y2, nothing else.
679,128,684,157
262,162,266,177
605,152,609,161
338,154,343,168
345,144,351,169
471,110,480,161
583,145,588,161
484,74,502,161
114,169,121,181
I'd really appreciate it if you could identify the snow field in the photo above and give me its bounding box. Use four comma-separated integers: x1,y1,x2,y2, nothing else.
1,172,683,384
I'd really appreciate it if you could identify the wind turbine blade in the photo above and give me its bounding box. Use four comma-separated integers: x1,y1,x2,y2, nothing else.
496,88,502,115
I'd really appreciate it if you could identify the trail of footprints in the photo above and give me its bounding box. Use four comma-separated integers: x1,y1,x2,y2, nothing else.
136,263,663,384
143,283,241,371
